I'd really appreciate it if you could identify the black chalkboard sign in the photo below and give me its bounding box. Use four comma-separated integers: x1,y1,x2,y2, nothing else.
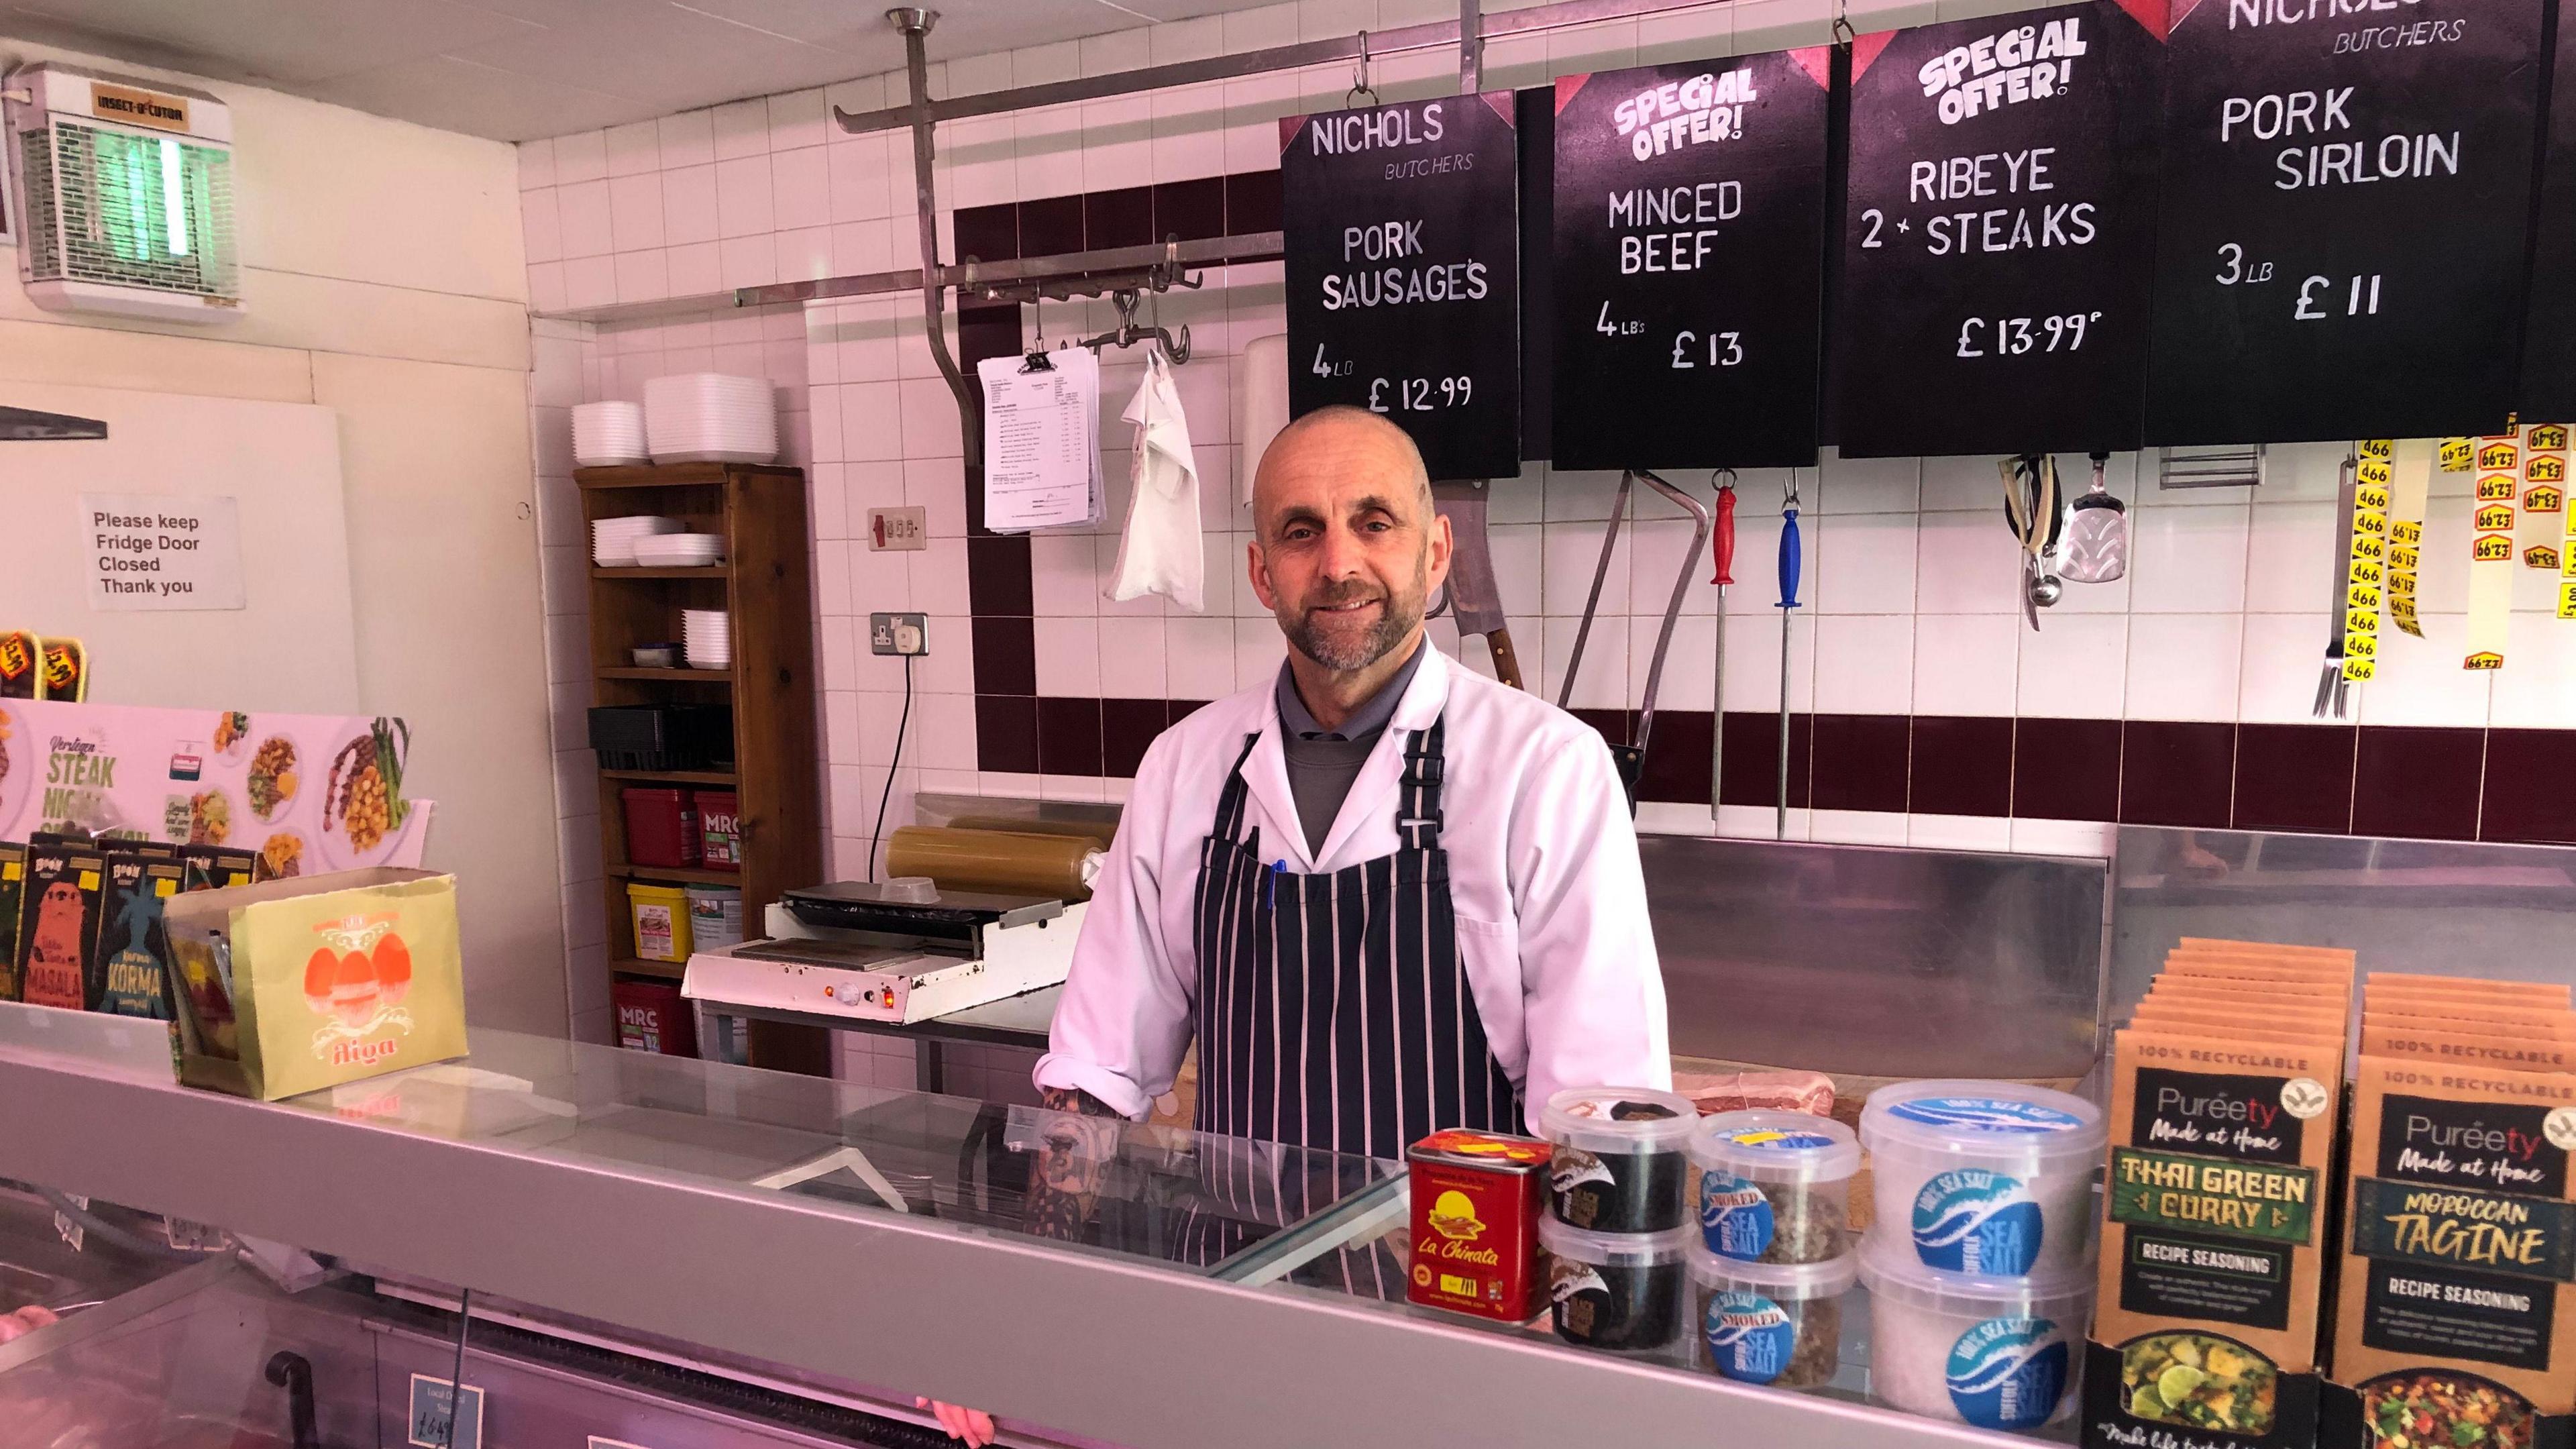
2521,3,2575,419
2144,0,2546,443
1281,95,1521,480
1830,1,2167,458
1549,52,1835,470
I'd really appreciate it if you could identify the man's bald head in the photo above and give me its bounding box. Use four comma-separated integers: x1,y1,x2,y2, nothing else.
1250,406,1432,544
1244,406,1450,678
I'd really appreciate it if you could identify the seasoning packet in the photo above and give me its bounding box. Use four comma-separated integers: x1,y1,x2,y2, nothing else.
179,844,257,894
0,842,23,1001
2083,942,2355,1449
2362,1004,2576,1042
2357,1022,2576,1076
2364,973,2570,1007
2327,1010,2576,1449
91,854,182,1019
0,632,36,698
15,845,105,1010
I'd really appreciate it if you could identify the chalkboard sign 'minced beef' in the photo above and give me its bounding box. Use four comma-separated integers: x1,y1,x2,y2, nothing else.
2145,0,2547,444
1550,52,1836,471
1831,0,2168,458
1281,95,1523,481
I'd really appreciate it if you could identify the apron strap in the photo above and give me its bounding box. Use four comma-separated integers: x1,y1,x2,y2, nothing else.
1398,717,1448,851
1211,732,1261,844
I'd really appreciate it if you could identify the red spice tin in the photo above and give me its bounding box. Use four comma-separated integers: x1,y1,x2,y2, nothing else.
1405,1128,1552,1323
692,789,741,871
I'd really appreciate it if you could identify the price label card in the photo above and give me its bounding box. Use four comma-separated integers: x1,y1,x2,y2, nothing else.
407,1375,483,1449
1831,1,2167,458
1549,52,1835,470
1282,95,1521,480
2520,13,2576,419
2144,0,2544,443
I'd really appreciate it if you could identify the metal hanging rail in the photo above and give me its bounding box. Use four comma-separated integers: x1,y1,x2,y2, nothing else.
830,0,1727,134
732,0,1735,463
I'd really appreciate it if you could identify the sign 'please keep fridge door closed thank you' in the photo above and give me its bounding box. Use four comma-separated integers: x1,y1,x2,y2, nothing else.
1281,95,1522,481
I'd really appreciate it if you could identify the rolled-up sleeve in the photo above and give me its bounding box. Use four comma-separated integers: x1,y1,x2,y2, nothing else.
1033,733,1199,1120
1509,733,1672,1132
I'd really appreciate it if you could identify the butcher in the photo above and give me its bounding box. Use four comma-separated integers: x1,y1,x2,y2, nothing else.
923,404,1671,1446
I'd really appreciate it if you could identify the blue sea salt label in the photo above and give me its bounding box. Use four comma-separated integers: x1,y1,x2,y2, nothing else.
1911,1167,2042,1274
1700,1169,1774,1259
1703,1292,1798,1384
1945,1316,2067,1430
1888,1095,2084,1134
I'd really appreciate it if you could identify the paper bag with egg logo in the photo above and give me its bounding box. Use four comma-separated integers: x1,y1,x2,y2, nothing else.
166,867,465,1099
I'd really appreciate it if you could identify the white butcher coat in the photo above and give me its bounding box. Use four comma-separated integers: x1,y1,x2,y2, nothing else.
1033,643,1672,1137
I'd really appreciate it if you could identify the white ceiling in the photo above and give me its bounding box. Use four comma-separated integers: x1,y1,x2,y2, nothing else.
0,0,1275,142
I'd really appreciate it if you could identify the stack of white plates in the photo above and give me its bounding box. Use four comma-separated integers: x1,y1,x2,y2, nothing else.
644,373,778,464
683,608,731,671
572,400,647,466
633,533,727,567
592,515,683,566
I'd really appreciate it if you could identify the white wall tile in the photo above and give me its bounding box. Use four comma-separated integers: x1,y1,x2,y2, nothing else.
1101,617,1169,696
521,187,562,264
1915,511,2023,614
661,164,719,246
2125,614,2242,722
1034,616,1103,695
1814,614,1915,714
771,146,830,231
713,98,769,160
1032,532,1099,615
2131,504,2251,614
1719,607,1815,712
665,242,720,297
716,154,776,237
1234,616,1289,690
612,249,668,305
604,120,659,177
1913,612,2021,715
2017,614,2126,718
1818,452,1919,515
557,179,613,258
608,173,664,252
1630,614,1716,712
770,89,827,151
554,129,607,183
657,109,715,168
1815,513,1918,614
1170,615,1238,698
2492,613,2576,727
718,234,775,288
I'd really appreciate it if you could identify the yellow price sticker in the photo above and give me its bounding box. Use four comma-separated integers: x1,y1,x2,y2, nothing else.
2343,656,2376,682
78,871,99,891
154,879,177,897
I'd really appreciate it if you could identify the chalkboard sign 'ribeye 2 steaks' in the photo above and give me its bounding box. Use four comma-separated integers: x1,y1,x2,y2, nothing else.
1281,95,1521,480
2145,0,2546,445
1550,53,1835,471
1833,0,2168,459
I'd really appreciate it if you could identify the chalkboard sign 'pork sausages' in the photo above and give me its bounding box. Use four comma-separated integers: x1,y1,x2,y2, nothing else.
1550,52,1835,470
1282,95,1521,480
2145,0,2546,445
1831,1,2167,459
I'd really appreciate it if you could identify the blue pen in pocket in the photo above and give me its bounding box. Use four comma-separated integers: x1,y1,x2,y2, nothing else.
1265,859,1283,911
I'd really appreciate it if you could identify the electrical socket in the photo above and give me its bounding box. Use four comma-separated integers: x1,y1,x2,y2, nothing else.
869,612,928,656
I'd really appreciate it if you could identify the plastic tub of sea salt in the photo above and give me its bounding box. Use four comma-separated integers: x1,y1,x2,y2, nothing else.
1858,1228,2093,1432
1858,1080,2105,1277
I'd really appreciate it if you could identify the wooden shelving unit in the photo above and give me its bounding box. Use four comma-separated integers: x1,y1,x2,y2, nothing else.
577,462,828,1077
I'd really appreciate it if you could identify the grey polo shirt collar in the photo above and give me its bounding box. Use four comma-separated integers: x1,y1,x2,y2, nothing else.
1274,637,1427,742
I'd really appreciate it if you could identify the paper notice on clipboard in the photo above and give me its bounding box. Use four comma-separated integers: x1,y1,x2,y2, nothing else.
979,350,1104,532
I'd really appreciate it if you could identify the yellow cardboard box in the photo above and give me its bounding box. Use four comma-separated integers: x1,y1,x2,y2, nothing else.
162,867,466,1099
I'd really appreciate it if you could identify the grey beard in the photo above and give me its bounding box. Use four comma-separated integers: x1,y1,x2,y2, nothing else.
1285,591,1421,672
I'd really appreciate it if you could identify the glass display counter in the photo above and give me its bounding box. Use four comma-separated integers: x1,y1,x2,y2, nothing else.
0,1020,2049,1449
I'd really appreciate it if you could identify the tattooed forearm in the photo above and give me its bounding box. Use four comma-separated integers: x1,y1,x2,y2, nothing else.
1024,1087,1122,1242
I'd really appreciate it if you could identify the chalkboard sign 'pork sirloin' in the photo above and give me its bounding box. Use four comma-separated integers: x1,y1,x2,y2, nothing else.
2145,0,2546,443
1550,52,1835,470
1831,1,2167,458
1282,95,1522,480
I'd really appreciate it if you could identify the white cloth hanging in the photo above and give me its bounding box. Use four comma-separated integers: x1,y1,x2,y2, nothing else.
1106,346,1205,612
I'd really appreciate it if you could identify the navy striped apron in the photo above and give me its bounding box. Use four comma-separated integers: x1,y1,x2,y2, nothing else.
1179,716,1519,1289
